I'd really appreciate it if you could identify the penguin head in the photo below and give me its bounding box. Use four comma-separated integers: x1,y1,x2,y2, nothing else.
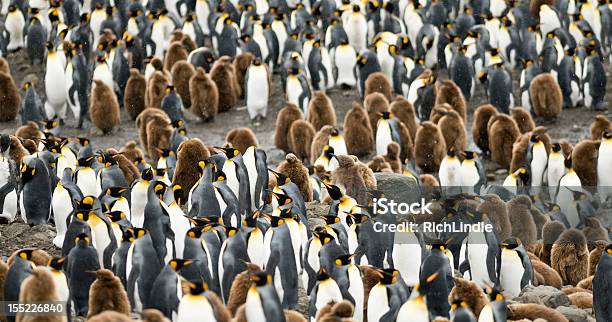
186,226,204,238
517,168,530,185
217,146,240,159
106,187,128,198
485,285,505,302
564,155,573,170
446,147,456,158
430,240,449,252
78,137,91,147
313,230,335,245
250,271,272,287
460,150,477,160
140,167,154,181
152,181,168,198
165,85,176,94
48,257,65,271
186,281,208,295
8,4,16,12
605,244,612,255
319,214,341,225
106,210,126,223
602,129,612,140
22,82,32,91
322,145,335,159
19,159,37,183
120,229,134,242
16,249,35,261
97,152,117,167
322,181,343,200
345,210,369,226
172,184,183,206
572,13,584,22
277,207,294,219
75,232,91,245
132,228,147,239
268,168,291,185
243,211,261,227
223,226,239,237
287,67,300,75
253,58,262,66
169,258,194,271
500,237,521,250
375,268,398,285
334,253,355,266
450,299,471,313
268,215,286,227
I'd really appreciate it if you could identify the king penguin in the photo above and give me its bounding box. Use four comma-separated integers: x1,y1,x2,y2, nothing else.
130,167,153,228
218,147,251,216
593,244,612,321
439,147,462,196
19,156,52,225
4,249,34,322
149,258,194,320
459,150,486,194
499,237,533,298
375,111,402,156
44,42,67,120
176,281,223,322
245,271,286,322
308,268,343,321
245,57,271,124
243,146,268,210
597,130,612,202
66,233,101,316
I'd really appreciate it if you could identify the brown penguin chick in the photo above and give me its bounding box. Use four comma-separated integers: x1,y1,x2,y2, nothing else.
14,121,43,142
226,263,263,316
364,92,390,134
124,69,147,120
20,139,37,155
7,248,50,267
145,113,173,161
136,108,169,156
434,79,467,122
307,91,337,131
276,153,313,202
189,67,219,121
383,142,402,173
119,141,145,163
367,155,393,173
359,265,381,317
8,137,30,165
317,301,355,322
559,139,573,157
477,194,512,241
509,127,552,173
331,155,368,202
472,104,498,155
233,52,254,98
210,57,239,112
428,103,450,124
531,260,563,289
169,30,196,53
572,139,599,187
530,0,556,20
568,292,593,309
589,115,612,140
487,114,520,169
507,195,538,246
437,108,467,152
202,288,232,322
171,60,196,108
288,120,316,162
107,148,140,184
86,311,133,322
163,41,188,72
390,96,418,141
142,309,171,322
343,102,373,157
364,71,393,101
529,73,563,120
539,220,566,266
397,120,415,161
275,103,304,152
508,303,569,322
284,310,308,322
562,286,591,295
582,217,609,247
0,57,9,74
550,228,589,286
145,71,170,108
172,138,210,201
0,258,7,306
225,127,258,154
310,125,334,163
87,269,130,318
511,107,536,134
0,72,21,121
353,156,377,190
447,277,488,317
588,241,608,275
16,268,65,322
314,300,337,321
414,121,446,173
577,276,594,291
531,208,549,240
147,56,167,77
419,174,441,201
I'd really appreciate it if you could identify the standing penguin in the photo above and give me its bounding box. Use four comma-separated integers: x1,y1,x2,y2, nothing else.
160,85,184,123
244,271,286,322
124,69,147,120
414,121,446,173
334,39,357,88
245,58,271,124
189,67,219,122
309,268,343,321
90,80,121,134
593,244,612,321
20,82,45,125
356,50,381,99
482,63,513,114
149,259,193,319
343,5,367,52
583,46,607,110
4,249,34,322
218,147,251,216
460,151,486,194
285,62,312,116
44,42,67,120
499,237,533,299
19,156,52,225
67,233,101,316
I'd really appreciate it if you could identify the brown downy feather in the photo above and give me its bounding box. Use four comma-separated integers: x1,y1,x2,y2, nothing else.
288,120,316,162
136,108,169,157
331,155,369,203
226,263,262,316
429,103,451,124
225,127,258,154
364,92,390,135
383,142,402,173
434,79,467,122
15,121,43,142
531,260,563,289
572,139,600,187
577,276,594,291
588,241,608,276
189,67,218,121
276,153,313,201
477,194,512,241
414,121,446,173
364,72,393,101
207,291,232,322
559,139,574,157
0,72,21,121
511,107,536,134
508,304,569,322
106,148,140,184
210,57,240,112
275,103,304,152
582,218,609,248
447,277,488,317
529,73,562,120
551,229,589,286
171,61,196,108
119,141,145,163
145,71,170,108
310,125,334,164
390,96,418,141
472,104,498,155
568,292,593,309
589,115,612,140
87,269,130,318
164,42,188,72
437,108,467,152
507,195,537,245
142,309,171,322
124,69,147,120
531,208,549,240
397,120,414,161
0,258,7,321
86,311,133,322
233,53,254,99
145,114,173,162
307,91,337,131
7,249,50,267
367,155,393,173
487,114,520,169
284,310,308,322
343,102,373,157
539,220,566,266
0,57,10,74
9,136,30,165
16,268,65,322
172,138,211,201
359,265,381,318
509,127,552,173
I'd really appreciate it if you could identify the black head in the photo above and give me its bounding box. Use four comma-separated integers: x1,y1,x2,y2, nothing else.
335,253,355,266
106,187,128,198
250,271,272,287
322,182,343,200
551,143,561,153
500,237,521,250
17,249,35,261
320,215,341,225
106,211,126,222
48,257,65,270
169,258,194,271
141,167,154,181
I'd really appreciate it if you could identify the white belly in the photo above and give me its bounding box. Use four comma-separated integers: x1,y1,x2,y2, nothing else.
177,296,216,322
392,243,421,286
221,161,239,199
77,169,98,197
246,68,269,119
376,122,393,156
52,186,73,248
500,250,525,298
130,182,149,228
334,45,357,86
367,284,390,322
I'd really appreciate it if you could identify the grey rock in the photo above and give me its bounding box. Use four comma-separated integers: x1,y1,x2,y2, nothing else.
373,172,421,205
556,306,589,322
515,285,571,308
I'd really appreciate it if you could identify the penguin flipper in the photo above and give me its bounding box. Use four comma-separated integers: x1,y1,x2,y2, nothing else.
127,266,140,307
0,181,15,211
